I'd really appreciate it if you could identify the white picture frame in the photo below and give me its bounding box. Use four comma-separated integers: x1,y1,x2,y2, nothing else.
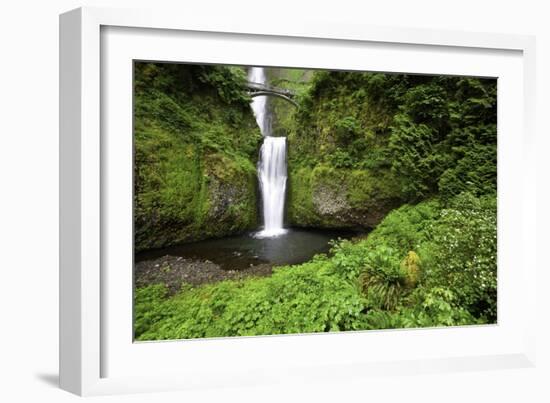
59,6,537,396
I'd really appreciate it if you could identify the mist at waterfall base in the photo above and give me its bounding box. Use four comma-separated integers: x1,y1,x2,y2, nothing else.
137,67,359,271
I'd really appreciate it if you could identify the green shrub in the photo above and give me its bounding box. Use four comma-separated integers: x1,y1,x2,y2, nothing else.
388,113,447,199
438,143,497,199
419,193,497,321
364,287,478,330
352,193,495,322
401,251,421,288
402,82,450,128
362,199,441,253
134,284,169,338
386,77,496,201
333,116,361,146
135,257,366,340
135,193,496,339
329,148,354,168
359,246,408,310
328,238,370,281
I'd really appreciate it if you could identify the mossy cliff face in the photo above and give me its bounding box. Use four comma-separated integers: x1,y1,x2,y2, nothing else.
288,166,402,228
264,68,313,138
133,65,497,247
286,71,404,229
134,63,262,251
286,71,497,229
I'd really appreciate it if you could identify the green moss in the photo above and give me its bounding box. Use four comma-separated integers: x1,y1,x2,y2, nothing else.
287,164,402,229
134,62,262,251
283,71,404,228
265,67,313,138
347,169,402,209
283,70,496,228
287,167,317,226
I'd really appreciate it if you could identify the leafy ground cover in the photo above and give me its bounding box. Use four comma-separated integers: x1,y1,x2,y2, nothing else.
135,192,496,340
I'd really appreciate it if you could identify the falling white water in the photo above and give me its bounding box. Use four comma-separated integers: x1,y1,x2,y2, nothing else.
248,67,288,238
257,137,288,237
248,67,270,135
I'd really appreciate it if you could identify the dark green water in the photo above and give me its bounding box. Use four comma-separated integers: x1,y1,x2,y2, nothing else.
135,228,358,270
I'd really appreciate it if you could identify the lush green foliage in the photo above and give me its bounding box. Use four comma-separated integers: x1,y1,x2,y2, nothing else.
285,71,496,228
358,247,421,311
359,246,409,310
388,77,497,200
136,255,366,340
419,193,497,320
286,164,403,228
134,63,262,250
358,192,497,326
265,68,313,138
135,192,497,339
363,287,478,330
134,65,497,339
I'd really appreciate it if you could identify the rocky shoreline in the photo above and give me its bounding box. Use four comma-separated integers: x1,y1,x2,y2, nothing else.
135,255,273,294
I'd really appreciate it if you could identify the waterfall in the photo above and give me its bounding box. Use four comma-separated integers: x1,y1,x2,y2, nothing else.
248,67,270,135
248,67,288,238
257,137,288,237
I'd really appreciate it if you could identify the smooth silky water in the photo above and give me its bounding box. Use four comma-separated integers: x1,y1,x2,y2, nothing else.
137,68,359,270
249,67,288,238
256,136,287,237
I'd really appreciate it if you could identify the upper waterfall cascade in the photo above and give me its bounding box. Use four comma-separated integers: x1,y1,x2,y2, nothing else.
248,67,288,238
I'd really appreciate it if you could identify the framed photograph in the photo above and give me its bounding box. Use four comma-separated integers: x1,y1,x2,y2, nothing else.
60,7,537,396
